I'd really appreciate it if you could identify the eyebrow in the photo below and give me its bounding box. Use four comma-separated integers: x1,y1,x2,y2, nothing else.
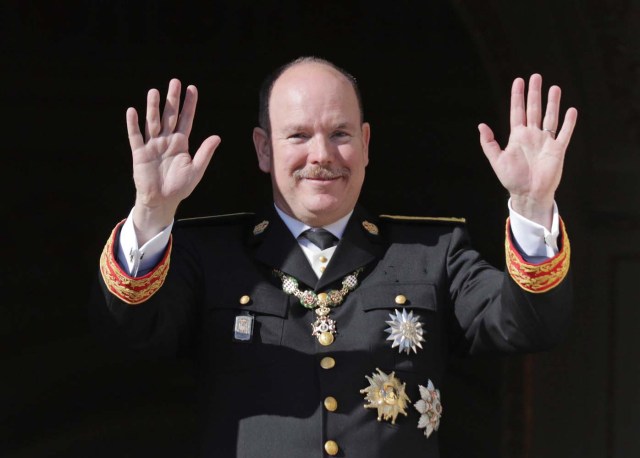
333,122,351,130
281,122,355,133
281,124,309,133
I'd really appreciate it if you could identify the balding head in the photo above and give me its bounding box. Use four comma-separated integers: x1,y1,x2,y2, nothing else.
258,57,364,135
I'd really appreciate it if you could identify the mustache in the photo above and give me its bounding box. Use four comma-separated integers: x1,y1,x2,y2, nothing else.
293,166,350,180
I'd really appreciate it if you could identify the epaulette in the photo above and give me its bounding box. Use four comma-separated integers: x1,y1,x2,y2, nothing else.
378,214,466,225
175,212,255,227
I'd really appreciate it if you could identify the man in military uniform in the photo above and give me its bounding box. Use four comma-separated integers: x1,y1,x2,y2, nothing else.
95,57,577,457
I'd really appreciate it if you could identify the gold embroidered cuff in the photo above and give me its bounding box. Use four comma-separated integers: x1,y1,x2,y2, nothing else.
505,218,570,294
99,220,172,305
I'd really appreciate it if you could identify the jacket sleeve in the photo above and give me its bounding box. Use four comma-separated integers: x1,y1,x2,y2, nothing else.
446,218,572,356
91,221,201,359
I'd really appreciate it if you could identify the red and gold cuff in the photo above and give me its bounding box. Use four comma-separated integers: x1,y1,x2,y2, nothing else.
99,220,172,305
505,218,570,294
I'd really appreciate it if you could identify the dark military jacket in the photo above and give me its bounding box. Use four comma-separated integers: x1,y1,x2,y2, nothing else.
95,204,572,457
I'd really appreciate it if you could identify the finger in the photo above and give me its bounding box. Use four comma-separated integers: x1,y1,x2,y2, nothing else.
161,79,182,134
177,85,198,137
542,85,561,136
126,107,144,151
145,88,161,140
526,74,542,128
478,123,502,163
510,78,526,129
555,107,578,148
191,135,222,180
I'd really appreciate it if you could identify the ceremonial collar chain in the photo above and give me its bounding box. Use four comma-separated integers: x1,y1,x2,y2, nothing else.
273,268,363,345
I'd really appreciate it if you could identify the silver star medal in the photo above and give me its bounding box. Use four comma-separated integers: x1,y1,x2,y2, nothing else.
414,379,442,438
385,308,425,354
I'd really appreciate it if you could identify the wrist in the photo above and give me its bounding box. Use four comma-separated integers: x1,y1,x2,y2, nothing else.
509,194,554,230
132,200,177,245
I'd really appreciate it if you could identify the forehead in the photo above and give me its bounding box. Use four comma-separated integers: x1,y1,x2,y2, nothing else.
269,63,360,126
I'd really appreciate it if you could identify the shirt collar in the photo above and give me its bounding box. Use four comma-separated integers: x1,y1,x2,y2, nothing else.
274,204,352,240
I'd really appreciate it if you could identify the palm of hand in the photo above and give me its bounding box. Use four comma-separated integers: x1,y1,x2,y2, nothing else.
132,132,196,206
494,125,565,201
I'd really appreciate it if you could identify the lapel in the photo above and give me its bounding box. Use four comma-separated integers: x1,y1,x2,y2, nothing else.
250,206,318,289
315,205,386,291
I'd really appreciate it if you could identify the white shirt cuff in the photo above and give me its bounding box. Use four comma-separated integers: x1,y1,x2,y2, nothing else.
508,199,560,260
116,208,174,277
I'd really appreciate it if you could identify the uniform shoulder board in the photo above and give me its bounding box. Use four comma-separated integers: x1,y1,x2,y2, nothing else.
378,214,466,225
176,212,255,228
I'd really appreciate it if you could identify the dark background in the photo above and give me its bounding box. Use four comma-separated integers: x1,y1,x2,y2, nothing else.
2,1,639,457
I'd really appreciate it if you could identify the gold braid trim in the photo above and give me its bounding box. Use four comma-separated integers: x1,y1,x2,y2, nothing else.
379,214,466,223
505,217,570,294
99,220,172,305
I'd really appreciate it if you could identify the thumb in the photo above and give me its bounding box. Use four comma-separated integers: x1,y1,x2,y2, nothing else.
478,123,502,164
192,135,221,177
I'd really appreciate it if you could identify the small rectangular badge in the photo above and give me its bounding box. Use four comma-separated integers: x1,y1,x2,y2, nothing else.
233,313,254,342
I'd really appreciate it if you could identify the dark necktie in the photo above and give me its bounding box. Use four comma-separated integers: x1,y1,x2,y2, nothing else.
301,228,338,250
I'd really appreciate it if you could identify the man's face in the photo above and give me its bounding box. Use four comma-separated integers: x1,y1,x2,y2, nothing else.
253,63,370,227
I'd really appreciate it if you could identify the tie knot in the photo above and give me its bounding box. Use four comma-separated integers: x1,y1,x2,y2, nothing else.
301,228,338,250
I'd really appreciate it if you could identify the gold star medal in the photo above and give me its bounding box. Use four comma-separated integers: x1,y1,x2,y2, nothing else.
385,308,425,354
360,368,410,424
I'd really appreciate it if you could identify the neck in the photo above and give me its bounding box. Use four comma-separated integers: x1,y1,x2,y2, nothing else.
274,204,353,240
274,203,353,228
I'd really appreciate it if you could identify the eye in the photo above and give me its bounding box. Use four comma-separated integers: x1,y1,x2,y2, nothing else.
332,130,352,141
288,133,310,141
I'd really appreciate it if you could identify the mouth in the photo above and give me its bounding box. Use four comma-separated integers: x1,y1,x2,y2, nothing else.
305,176,340,182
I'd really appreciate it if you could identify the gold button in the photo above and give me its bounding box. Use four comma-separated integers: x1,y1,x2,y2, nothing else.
239,295,251,305
324,396,338,412
318,332,334,346
395,294,407,305
319,255,328,263
317,292,328,302
324,440,339,456
320,266,326,273
320,356,335,369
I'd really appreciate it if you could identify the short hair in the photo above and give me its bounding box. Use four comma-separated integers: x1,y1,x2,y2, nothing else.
258,56,364,134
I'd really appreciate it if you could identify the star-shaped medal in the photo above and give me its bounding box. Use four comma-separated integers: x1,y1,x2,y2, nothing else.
360,368,411,424
385,308,425,354
414,379,443,438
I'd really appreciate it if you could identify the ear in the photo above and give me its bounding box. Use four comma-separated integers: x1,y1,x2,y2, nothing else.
361,122,371,166
253,127,271,173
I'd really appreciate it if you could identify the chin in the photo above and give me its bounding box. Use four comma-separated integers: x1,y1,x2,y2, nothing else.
302,197,354,222
304,195,342,212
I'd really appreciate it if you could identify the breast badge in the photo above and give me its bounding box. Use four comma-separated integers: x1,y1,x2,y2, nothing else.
360,368,410,424
233,313,254,342
385,309,425,354
414,380,442,438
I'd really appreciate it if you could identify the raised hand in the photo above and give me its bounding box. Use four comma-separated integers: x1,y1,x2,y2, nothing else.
127,79,221,243
478,74,577,229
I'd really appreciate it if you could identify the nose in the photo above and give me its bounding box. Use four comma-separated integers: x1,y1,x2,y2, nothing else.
308,135,335,164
